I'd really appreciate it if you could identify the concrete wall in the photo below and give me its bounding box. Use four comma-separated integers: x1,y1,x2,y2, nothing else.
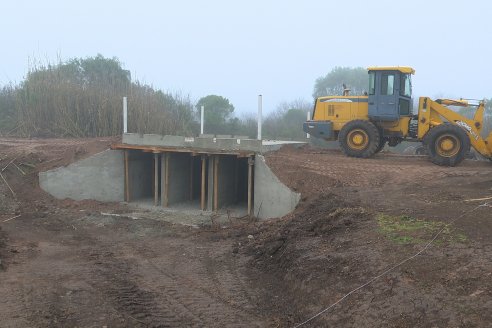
254,154,300,219
39,149,124,202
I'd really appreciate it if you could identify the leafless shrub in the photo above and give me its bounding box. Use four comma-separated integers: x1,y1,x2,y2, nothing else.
0,55,195,137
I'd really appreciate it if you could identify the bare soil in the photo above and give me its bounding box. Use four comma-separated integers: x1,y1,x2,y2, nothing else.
0,139,491,327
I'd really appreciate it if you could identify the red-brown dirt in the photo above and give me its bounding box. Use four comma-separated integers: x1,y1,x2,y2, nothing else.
0,139,491,327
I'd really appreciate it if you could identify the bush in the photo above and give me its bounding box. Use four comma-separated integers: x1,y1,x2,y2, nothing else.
0,55,195,137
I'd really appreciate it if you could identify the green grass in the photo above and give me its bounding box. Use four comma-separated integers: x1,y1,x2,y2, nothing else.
376,214,468,245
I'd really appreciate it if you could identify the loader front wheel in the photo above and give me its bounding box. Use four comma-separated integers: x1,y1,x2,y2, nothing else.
425,124,470,166
339,120,380,158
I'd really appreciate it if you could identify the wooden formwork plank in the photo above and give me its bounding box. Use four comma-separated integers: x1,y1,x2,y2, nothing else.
152,154,155,197
124,150,130,202
163,153,170,207
160,153,165,207
154,153,159,206
201,156,206,211
213,156,219,212
190,156,194,201
234,158,239,203
111,143,254,157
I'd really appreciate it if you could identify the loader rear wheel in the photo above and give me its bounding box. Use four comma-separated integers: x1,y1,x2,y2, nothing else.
339,120,380,158
425,124,470,166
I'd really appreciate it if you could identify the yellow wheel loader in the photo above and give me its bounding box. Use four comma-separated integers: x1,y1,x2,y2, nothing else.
303,67,492,166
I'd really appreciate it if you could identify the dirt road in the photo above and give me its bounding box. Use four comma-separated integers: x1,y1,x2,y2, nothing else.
0,139,491,327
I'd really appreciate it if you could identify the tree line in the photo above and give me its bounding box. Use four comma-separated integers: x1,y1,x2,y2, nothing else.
0,57,490,139
0,55,195,138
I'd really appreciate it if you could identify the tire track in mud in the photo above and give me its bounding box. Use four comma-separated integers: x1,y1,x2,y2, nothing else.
267,151,486,189
79,232,264,327
85,249,204,327
202,251,259,312
132,246,264,327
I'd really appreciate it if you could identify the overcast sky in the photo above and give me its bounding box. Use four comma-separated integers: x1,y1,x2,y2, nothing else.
1,0,491,115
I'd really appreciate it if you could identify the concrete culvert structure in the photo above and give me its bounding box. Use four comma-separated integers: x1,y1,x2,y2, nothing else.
39,134,302,220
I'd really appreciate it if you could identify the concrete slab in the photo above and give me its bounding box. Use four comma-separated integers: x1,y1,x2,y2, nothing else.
123,133,262,152
120,200,248,227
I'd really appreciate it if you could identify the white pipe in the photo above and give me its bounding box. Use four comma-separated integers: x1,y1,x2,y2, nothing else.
257,95,262,140
123,96,128,134
200,105,204,135
306,111,310,139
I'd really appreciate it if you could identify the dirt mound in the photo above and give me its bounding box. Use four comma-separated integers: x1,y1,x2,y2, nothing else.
0,137,121,216
0,137,120,172
240,194,378,326
240,189,491,327
247,194,369,261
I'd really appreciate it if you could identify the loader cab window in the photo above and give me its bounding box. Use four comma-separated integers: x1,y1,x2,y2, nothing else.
381,74,395,95
400,73,412,97
368,72,376,95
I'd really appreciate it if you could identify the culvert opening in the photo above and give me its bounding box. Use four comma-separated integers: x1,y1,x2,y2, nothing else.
124,150,155,204
123,149,254,215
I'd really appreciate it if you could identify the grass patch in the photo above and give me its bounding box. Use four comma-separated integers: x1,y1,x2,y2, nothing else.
376,214,467,245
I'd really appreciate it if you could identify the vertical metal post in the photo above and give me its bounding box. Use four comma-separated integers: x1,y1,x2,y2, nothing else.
247,156,253,217
200,105,204,135
201,156,206,211
306,111,311,139
257,95,262,140
123,96,128,133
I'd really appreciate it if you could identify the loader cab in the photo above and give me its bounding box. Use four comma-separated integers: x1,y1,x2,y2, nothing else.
367,67,414,121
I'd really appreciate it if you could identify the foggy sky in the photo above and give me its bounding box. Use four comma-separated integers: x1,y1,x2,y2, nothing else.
1,0,491,115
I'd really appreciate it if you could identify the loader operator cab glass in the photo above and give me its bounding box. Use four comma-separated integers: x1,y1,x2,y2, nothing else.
400,74,412,97
381,74,395,95
368,72,376,95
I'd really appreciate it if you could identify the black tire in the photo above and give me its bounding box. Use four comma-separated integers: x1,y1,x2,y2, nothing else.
339,120,380,158
424,124,471,166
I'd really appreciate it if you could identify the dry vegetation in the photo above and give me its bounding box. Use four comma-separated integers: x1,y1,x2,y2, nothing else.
0,55,317,141
0,55,195,138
